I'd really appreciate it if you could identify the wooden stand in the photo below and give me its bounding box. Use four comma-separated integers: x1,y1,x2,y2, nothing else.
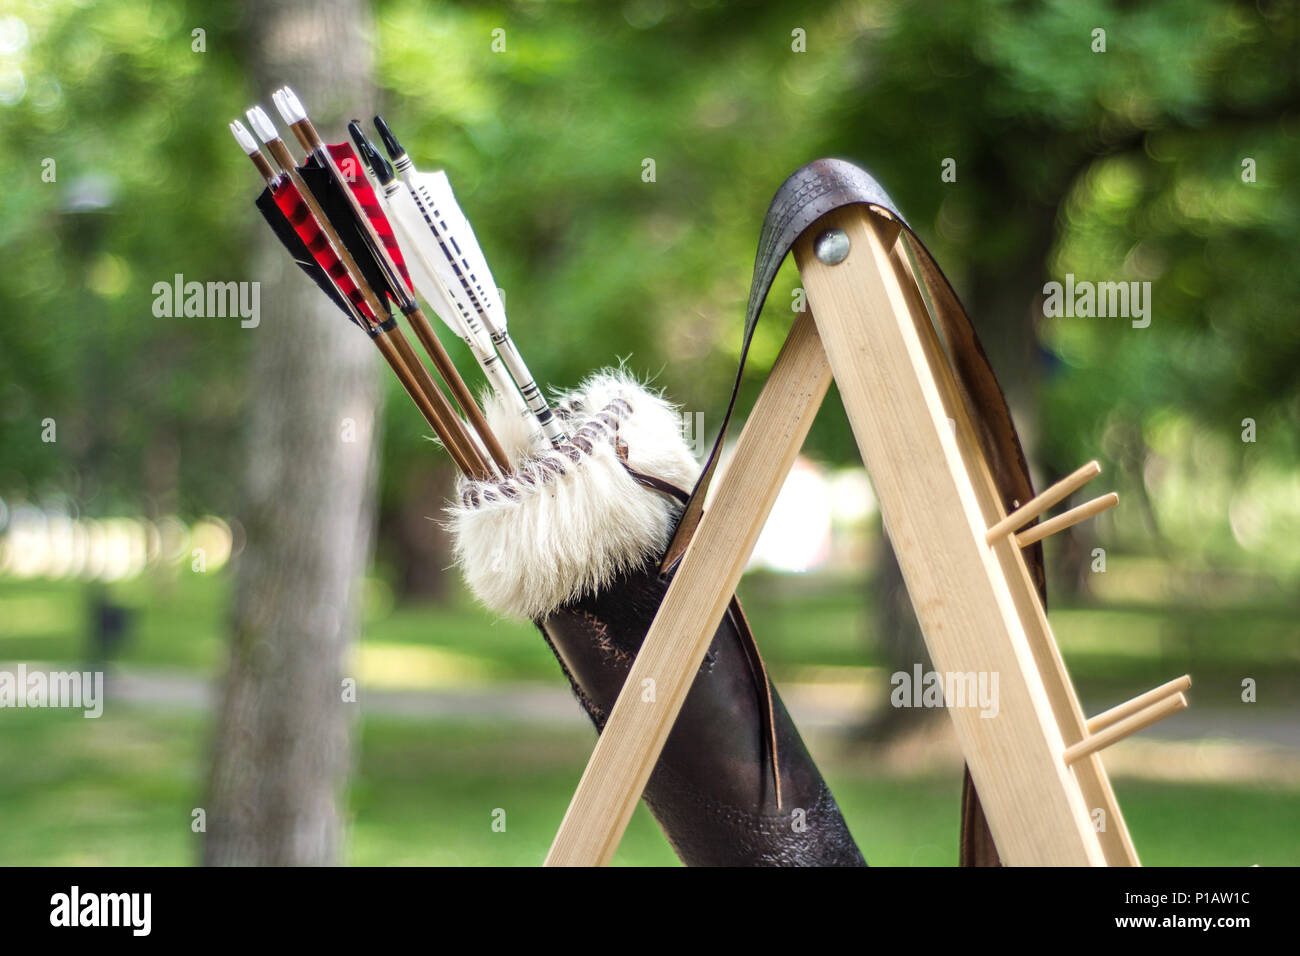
544,205,1188,867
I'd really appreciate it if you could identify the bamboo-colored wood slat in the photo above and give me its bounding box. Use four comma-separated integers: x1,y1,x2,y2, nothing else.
796,209,1103,864
884,235,1141,864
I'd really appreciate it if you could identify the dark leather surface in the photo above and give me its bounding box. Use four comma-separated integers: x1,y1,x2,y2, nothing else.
666,158,1046,866
540,563,865,867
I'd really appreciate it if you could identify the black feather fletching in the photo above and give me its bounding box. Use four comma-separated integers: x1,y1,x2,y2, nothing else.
373,114,405,162
348,120,395,186
298,154,407,311
254,187,356,323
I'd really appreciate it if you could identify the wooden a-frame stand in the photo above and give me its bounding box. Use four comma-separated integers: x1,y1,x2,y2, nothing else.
544,205,1189,867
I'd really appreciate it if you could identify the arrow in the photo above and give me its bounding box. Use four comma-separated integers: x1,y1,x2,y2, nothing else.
272,87,513,473
230,120,358,324
240,106,492,479
373,115,567,447
347,121,535,440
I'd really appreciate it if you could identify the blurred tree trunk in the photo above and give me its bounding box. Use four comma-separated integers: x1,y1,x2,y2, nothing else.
385,465,454,602
855,526,938,742
205,0,379,866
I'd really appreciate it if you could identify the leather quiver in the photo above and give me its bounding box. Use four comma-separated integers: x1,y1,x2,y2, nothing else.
539,567,865,867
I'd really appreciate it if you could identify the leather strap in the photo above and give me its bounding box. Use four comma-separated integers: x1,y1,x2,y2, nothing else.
662,160,900,570
666,158,1049,867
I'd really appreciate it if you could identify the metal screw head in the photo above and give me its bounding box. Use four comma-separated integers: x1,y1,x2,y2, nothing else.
814,228,850,265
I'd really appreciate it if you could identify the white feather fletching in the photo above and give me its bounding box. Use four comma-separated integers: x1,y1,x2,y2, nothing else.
407,170,508,324
379,185,461,328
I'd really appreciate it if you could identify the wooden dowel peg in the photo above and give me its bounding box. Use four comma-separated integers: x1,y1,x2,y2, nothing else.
1063,692,1188,765
1087,676,1192,735
1015,492,1118,548
985,460,1102,543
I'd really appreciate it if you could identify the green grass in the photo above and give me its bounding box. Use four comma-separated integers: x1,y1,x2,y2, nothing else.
1,570,1296,865
0,704,205,865
0,704,1295,866
3,571,1297,698
0,575,227,672
0,573,550,680
348,718,676,866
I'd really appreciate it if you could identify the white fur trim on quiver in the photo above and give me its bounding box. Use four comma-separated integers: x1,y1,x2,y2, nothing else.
447,373,700,621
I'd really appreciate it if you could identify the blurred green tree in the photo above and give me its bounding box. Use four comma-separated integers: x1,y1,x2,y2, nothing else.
1,0,1296,592
203,0,382,866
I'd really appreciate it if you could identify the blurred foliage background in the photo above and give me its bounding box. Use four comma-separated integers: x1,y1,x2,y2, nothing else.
0,0,1297,865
